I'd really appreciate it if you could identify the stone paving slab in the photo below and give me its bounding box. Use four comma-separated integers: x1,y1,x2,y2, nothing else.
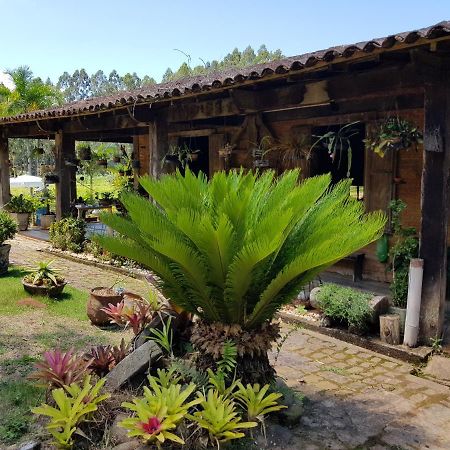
271,326,450,449
8,235,148,297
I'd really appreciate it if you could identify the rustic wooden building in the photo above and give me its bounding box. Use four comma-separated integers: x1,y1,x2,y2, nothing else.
1,21,450,342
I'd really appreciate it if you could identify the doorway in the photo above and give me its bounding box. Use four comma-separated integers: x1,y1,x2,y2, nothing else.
178,136,210,178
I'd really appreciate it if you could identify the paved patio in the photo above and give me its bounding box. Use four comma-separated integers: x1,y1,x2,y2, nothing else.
7,235,450,449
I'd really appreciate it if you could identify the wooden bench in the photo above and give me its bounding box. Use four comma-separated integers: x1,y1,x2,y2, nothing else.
341,253,365,281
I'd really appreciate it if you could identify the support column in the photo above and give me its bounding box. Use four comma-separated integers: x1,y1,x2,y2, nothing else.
419,71,450,342
0,134,10,208
54,131,76,220
149,111,168,178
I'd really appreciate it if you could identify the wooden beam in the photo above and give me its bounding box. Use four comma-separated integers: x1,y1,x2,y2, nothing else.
149,112,169,178
168,128,217,138
0,135,10,208
168,98,240,123
419,67,450,342
54,132,76,220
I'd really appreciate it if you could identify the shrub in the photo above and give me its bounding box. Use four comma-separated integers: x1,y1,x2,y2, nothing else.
49,218,86,253
316,283,373,332
5,194,35,213
0,211,17,245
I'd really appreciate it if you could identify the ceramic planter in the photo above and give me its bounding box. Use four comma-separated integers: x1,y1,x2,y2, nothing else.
40,214,56,230
22,279,67,297
0,243,11,275
10,212,30,231
87,287,123,326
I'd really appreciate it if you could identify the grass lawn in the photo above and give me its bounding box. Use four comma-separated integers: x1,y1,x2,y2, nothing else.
0,267,130,446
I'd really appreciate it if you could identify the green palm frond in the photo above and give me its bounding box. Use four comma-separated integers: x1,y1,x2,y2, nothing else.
96,169,386,329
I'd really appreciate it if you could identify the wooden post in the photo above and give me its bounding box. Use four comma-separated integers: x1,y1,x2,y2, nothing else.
380,314,401,345
54,131,76,220
149,111,168,178
419,70,450,342
0,134,10,208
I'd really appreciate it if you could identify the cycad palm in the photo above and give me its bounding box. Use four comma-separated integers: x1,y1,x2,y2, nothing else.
97,168,385,330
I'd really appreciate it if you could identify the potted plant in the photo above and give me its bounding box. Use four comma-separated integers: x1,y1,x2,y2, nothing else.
33,146,45,156
113,153,122,163
44,173,59,184
387,199,419,334
162,144,200,170
0,211,18,275
22,260,67,297
250,136,275,169
87,285,124,326
77,143,92,161
98,192,114,206
5,194,35,231
310,122,360,177
365,117,423,158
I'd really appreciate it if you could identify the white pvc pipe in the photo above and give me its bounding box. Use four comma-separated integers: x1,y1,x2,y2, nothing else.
403,258,424,347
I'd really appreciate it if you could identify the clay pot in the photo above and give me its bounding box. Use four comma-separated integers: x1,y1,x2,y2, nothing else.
10,212,30,231
87,287,123,325
0,244,11,275
22,279,66,297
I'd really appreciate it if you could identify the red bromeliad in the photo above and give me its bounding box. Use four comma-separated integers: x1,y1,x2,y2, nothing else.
141,417,161,435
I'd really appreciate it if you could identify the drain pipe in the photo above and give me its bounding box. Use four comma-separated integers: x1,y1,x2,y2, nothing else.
403,258,424,347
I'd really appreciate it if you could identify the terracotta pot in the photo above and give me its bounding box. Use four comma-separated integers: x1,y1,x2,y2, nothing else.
0,243,11,275
10,212,30,231
87,287,123,325
22,279,66,297
40,214,55,230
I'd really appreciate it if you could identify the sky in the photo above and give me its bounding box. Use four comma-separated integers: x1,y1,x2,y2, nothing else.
0,0,449,84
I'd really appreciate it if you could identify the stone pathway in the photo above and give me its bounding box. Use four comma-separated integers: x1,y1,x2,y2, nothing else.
8,236,450,449
9,235,148,296
272,327,450,449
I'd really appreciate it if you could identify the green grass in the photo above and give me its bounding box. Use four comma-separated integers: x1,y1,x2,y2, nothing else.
0,268,88,320
0,381,44,444
1,355,39,376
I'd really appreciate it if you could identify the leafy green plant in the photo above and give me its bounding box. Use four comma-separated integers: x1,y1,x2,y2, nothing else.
316,283,373,332
189,389,257,445
0,210,17,245
310,122,360,177
388,200,419,308
430,336,443,355
162,144,200,169
23,260,64,287
234,382,286,423
28,348,93,389
32,376,110,449
366,117,423,157
5,194,35,213
119,379,200,446
148,315,173,355
49,218,86,253
96,169,385,379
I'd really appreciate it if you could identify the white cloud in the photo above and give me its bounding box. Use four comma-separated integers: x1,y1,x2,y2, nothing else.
0,70,15,90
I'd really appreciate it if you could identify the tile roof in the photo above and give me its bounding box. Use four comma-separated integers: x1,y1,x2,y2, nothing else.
1,20,449,125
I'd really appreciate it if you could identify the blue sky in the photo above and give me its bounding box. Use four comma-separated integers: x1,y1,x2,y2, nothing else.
0,0,448,83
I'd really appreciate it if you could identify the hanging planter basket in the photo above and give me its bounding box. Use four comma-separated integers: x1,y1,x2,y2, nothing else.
113,156,121,163
33,147,45,156
44,173,59,184
78,147,92,161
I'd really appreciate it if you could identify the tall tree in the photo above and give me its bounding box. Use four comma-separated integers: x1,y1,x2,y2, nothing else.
0,66,61,116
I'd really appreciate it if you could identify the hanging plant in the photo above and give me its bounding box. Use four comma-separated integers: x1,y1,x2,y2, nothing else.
250,136,274,169
77,143,92,161
309,122,360,178
161,144,200,169
365,117,423,158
